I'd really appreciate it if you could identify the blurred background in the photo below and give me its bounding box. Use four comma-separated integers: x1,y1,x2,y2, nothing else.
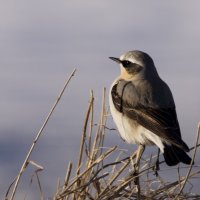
0,1,200,199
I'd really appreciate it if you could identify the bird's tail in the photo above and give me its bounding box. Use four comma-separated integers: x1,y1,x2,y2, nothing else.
163,144,192,166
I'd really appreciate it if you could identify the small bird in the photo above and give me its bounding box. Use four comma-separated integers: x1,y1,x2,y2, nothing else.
109,50,192,167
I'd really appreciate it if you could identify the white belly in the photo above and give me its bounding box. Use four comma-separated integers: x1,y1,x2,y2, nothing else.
109,83,164,152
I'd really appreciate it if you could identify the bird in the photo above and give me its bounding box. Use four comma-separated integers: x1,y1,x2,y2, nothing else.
109,50,192,168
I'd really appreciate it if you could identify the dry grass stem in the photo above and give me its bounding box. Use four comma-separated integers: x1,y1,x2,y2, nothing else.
7,69,76,200
175,123,200,199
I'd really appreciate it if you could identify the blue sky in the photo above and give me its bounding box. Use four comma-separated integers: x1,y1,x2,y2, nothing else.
0,1,200,199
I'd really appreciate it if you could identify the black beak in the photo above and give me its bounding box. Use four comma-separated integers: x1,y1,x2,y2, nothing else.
109,57,122,64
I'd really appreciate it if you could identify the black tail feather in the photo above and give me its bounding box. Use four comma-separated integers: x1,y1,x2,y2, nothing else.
163,144,192,166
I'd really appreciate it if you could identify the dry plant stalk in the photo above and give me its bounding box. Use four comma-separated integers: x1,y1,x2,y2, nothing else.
55,91,200,200
7,69,76,200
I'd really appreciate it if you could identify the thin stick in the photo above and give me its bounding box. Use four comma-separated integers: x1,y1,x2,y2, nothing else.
59,161,73,200
76,92,94,176
99,88,106,151
72,92,94,199
9,69,76,200
88,90,94,154
175,122,200,199
35,172,44,200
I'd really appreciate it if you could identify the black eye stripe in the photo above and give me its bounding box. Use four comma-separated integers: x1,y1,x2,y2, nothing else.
121,60,143,74
122,60,131,67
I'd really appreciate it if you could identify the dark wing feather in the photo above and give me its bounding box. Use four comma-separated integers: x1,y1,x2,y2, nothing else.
111,82,189,151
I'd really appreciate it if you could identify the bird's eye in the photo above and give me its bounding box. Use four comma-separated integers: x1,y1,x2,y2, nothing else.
122,60,131,68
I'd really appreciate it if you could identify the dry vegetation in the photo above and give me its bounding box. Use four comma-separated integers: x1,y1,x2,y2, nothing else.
54,89,200,200
5,70,200,200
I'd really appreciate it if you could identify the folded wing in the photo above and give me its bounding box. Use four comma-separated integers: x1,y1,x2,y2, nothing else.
111,80,189,151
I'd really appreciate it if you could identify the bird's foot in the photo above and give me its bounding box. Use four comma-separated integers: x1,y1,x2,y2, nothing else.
129,163,140,185
152,160,160,177
129,163,139,176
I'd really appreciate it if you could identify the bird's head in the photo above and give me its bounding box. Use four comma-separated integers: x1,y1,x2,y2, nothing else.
109,50,158,80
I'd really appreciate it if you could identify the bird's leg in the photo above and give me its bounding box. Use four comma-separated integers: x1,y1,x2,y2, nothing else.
153,148,160,177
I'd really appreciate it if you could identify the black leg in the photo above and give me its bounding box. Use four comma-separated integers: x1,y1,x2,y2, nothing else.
153,148,160,177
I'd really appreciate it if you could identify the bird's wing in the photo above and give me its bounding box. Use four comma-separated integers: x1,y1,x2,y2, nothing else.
111,80,189,151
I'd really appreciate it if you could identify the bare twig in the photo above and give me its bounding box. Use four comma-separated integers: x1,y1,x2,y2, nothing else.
35,171,44,200
88,90,94,156
175,123,200,199
76,91,94,176
60,161,73,200
9,69,76,200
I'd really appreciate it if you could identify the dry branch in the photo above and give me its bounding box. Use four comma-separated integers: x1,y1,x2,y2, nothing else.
7,69,76,200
